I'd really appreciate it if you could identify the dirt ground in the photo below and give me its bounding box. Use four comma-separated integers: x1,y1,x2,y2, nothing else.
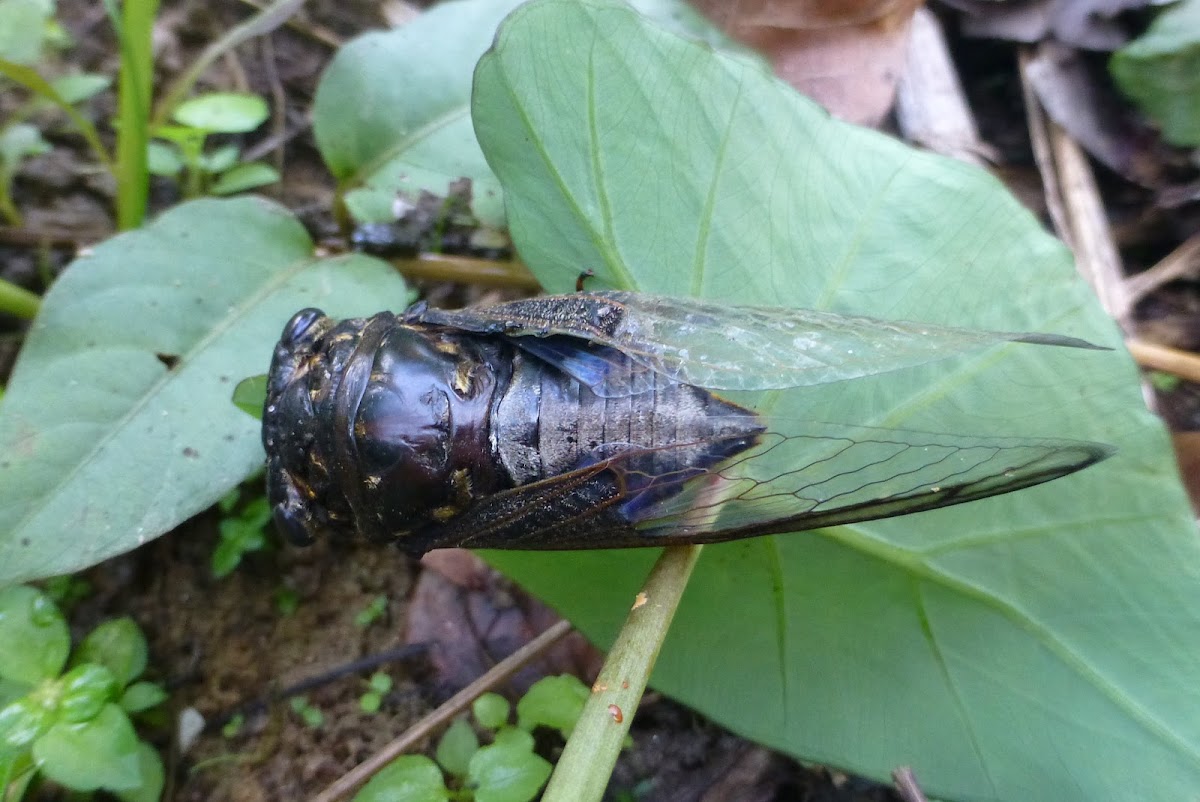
1,1,1194,800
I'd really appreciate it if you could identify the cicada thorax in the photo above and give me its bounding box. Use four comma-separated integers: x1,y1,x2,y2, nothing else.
264,308,513,546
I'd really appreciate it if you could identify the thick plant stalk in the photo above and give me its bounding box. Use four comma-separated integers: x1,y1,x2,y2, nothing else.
0,276,38,319
541,544,702,802
112,0,158,230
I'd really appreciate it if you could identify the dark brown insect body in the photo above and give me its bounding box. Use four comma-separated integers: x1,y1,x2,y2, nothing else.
263,292,1112,555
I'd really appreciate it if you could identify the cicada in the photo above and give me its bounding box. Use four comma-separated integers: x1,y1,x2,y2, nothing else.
262,291,1112,554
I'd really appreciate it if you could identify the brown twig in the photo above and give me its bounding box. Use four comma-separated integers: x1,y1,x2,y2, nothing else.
1019,44,1130,329
0,226,105,249
257,33,288,182
1127,339,1200,385
895,8,997,166
391,254,542,290
204,643,430,732
235,0,344,49
312,619,574,802
1018,48,1073,254
892,766,929,802
1125,232,1200,308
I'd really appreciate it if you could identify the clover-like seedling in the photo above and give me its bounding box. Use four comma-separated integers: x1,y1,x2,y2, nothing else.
0,585,166,801
149,92,279,198
353,675,593,802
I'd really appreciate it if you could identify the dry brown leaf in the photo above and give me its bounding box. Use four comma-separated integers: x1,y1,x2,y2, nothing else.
406,553,603,695
693,0,924,126
1170,432,1200,515
945,0,1150,51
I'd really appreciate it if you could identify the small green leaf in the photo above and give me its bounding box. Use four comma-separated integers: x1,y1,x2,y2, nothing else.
120,681,167,714
217,487,241,514
211,534,255,577
435,717,478,778
359,692,382,714
354,595,388,628
1111,0,1200,146
33,703,141,792
58,663,118,723
200,144,240,174
0,586,68,684
146,141,182,177
467,729,551,802
491,727,533,751
274,587,300,616
515,675,588,738
0,695,55,752
353,754,449,802
0,675,28,706
222,713,244,738
210,162,280,196
213,496,272,578
114,741,165,802
0,0,53,64
151,125,206,147
173,92,269,134
289,696,323,728
50,73,111,105
0,750,36,799
75,617,148,686
1149,370,1181,393
472,692,510,731
232,374,267,418
368,672,393,694
40,575,92,611
0,122,50,167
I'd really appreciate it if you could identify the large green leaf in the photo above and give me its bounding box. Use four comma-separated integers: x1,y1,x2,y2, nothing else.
472,2,1200,801
312,0,529,227
0,198,408,584
311,0,748,228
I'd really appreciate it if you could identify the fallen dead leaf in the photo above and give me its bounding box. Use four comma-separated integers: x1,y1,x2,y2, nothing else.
405,554,603,696
1170,431,1200,514
944,0,1150,50
693,0,924,126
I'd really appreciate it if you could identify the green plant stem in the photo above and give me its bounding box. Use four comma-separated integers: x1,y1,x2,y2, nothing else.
0,60,113,169
0,276,39,318
111,0,159,229
152,0,306,127
541,544,702,802
0,174,22,227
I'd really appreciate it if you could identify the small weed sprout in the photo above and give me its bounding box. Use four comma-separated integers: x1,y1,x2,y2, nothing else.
353,674,593,802
0,585,167,801
149,92,279,198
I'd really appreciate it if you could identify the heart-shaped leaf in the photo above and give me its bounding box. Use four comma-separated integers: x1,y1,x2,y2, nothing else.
0,197,408,584
311,0,748,228
472,3,1200,801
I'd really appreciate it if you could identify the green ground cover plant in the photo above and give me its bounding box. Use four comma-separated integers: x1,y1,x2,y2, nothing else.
0,585,165,801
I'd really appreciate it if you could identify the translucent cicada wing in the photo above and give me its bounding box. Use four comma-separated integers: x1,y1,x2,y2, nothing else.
404,419,1112,551
620,420,1114,542
411,291,1108,396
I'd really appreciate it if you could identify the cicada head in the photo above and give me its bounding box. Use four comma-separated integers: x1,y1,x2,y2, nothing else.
263,307,505,549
